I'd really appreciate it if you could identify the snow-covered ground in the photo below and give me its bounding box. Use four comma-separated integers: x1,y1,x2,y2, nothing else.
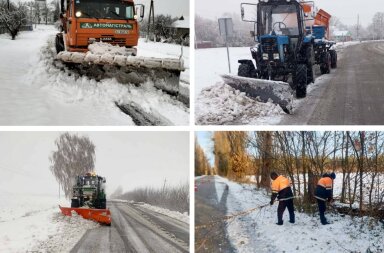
211,176,384,253
0,193,98,252
195,42,359,125
0,25,189,125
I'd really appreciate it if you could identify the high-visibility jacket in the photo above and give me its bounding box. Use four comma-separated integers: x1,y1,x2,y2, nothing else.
271,175,294,201
315,176,333,201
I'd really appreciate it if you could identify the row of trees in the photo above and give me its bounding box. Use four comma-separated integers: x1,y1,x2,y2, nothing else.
331,12,384,41
195,13,254,47
197,131,384,214
0,0,60,39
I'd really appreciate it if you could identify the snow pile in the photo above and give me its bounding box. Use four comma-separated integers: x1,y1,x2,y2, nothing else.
30,212,99,252
213,176,384,253
0,193,98,252
88,42,129,56
196,83,284,125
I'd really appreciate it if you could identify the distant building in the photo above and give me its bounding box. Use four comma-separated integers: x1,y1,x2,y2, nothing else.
332,30,352,42
195,41,214,49
170,16,189,40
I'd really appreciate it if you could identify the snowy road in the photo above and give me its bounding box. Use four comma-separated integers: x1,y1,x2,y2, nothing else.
281,41,384,125
71,201,189,253
195,176,234,253
0,25,189,125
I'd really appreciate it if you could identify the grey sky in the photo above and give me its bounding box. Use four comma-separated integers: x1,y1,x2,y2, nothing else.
136,0,189,18
195,0,383,27
0,131,189,197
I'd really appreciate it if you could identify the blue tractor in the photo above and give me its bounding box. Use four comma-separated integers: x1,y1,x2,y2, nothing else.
231,0,337,104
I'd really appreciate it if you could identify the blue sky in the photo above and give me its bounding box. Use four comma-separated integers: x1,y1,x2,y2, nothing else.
196,131,214,167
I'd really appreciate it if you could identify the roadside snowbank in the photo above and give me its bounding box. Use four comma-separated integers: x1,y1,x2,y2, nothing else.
0,193,98,252
214,176,384,253
113,199,189,224
196,83,284,125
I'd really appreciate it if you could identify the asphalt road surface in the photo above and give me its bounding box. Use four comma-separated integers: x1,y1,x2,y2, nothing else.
195,176,234,253
70,201,189,253
281,41,384,125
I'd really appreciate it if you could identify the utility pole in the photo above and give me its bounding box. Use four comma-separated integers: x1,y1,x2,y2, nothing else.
356,14,359,41
147,0,155,42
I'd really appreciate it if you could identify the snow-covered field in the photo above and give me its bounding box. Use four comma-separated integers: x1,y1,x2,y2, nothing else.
209,176,384,253
0,25,189,125
0,193,98,252
195,42,359,125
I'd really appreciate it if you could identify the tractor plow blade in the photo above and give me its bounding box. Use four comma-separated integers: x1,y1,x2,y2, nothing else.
57,51,184,97
221,74,294,114
59,205,111,225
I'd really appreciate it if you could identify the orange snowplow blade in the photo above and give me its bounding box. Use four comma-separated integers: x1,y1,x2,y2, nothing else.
59,205,111,225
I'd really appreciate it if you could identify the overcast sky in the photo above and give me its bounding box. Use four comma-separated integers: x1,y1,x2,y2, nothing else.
136,0,189,18
195,0,382,27
0,131,189,197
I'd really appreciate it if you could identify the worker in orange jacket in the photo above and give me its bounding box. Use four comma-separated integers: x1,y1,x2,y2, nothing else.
314,172,336,225
270,172,295,225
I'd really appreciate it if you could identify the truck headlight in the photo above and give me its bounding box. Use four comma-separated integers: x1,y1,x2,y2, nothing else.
262,53,268,60
75,11,82,18
273,53,280,60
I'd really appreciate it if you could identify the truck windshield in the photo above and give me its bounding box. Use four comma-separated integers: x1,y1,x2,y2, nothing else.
75,0,134,20
259,4,299,36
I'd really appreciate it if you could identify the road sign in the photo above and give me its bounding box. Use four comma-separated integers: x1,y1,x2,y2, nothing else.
218,18,233,73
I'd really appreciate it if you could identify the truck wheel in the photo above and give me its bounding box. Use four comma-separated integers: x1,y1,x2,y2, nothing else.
320,52,331,74
330,50,337,69
55,33,65,54
293,64,307,98
71,199,79,208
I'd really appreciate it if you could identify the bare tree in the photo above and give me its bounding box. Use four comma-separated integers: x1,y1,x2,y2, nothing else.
49,132,96,198
0,3,27,40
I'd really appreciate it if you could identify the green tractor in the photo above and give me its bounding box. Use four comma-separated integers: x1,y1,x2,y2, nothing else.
71,172,107,209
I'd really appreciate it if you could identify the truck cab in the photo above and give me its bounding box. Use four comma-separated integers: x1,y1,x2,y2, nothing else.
57,0,144,54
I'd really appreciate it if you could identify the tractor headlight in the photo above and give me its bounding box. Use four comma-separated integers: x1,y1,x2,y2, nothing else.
75,11,82,18
273,53,280,60
262,53,268,60
134,14,138,20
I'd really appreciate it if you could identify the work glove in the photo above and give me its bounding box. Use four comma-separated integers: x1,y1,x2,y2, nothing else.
270,200,274,206
328,198,334,203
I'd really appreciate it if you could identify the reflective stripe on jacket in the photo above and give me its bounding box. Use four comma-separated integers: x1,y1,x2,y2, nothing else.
315,176,333,201
271,175,294,200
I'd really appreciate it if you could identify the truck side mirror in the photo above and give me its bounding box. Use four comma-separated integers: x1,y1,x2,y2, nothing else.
241,6,244,19
135,4,145,21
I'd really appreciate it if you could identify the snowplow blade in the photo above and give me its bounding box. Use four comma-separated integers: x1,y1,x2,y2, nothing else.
57,51,184,96
59,205,111,225
221,74,293,114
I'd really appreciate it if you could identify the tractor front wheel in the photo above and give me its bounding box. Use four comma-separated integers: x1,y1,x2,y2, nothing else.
293,64,308,98
71,199,80,208
55,33,65,54
320,52,331,74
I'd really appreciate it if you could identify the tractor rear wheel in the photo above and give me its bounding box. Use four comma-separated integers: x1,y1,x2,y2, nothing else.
330,50,337,69
293,64,307,98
